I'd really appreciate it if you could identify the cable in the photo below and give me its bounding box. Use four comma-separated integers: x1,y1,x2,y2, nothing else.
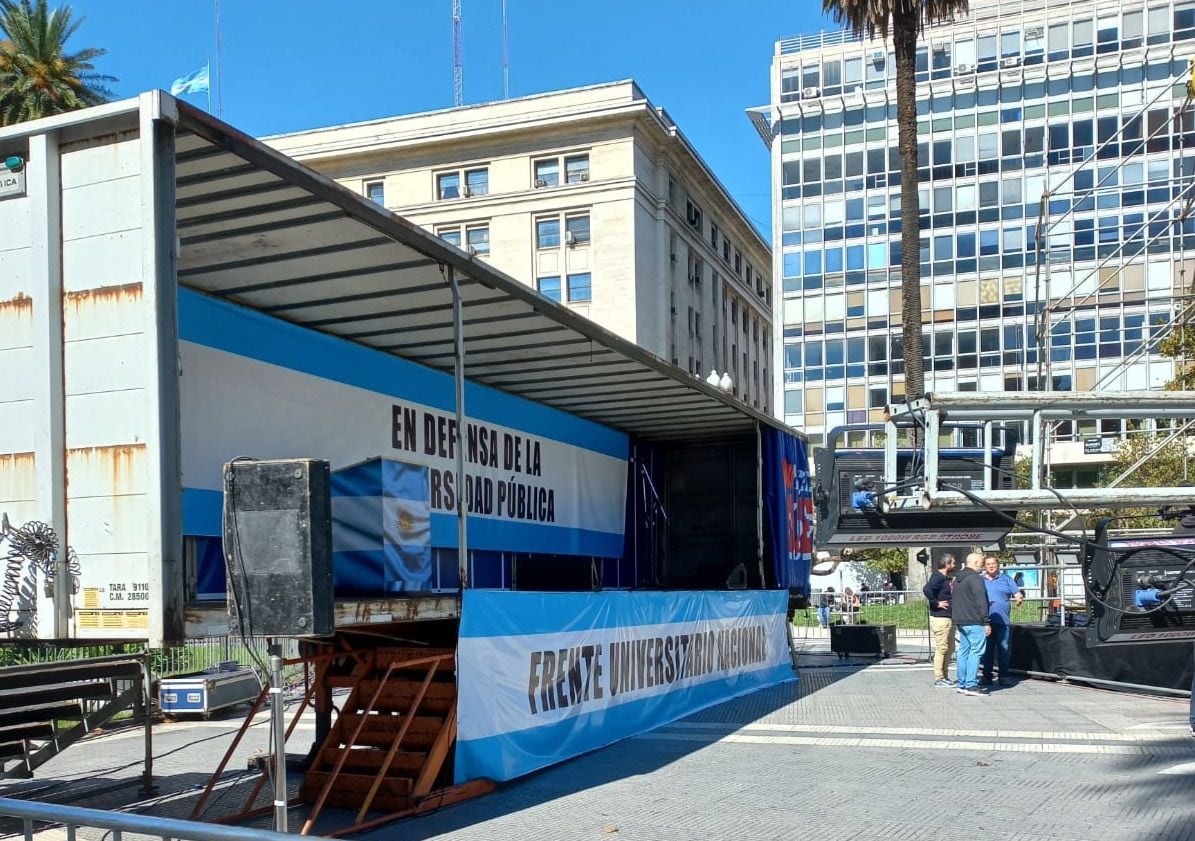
221,458,269,679
938,481,1195,616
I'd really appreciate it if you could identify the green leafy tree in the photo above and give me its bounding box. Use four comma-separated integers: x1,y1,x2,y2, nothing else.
852,546,907,585
0,0,113,126
821,0,970,401
1092,434,1195,529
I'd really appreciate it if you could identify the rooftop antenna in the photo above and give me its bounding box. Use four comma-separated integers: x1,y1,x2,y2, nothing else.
213,0,224,117
502,0,509,99
452,0,463,107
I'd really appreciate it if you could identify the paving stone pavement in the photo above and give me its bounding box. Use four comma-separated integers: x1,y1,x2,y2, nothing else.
2,643,1192,841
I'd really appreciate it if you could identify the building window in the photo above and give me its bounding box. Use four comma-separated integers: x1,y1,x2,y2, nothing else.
565,155,590,183
534,152,589,188
565,214,591,246
710,224,719,250
465,168,489,197
437,166,489,200
686,199,703,232
365,180,385,205
466,225,490,255
534,158,560,188
567,272,592,302
537,276,562,301
436,171,460,200
536,217,561,249
436,226,462,248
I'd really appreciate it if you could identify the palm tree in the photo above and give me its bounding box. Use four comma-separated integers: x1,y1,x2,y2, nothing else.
821,0,968,401
0,0,113,126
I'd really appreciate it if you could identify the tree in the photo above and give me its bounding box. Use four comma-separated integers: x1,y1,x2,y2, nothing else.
0,0,113,127
822,0,970,401
851,546,907,587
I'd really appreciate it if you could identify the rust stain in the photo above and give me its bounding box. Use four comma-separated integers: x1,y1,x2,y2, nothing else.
64,283,143,312
0,451,36,468
0,293,33,316
66,444,146,495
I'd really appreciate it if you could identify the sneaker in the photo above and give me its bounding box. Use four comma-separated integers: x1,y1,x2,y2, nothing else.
934,679,956,687
998,677,1014,687
979,676,994,686
959,687,988,697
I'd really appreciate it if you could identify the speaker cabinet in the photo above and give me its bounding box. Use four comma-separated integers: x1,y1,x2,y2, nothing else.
223,458,334,637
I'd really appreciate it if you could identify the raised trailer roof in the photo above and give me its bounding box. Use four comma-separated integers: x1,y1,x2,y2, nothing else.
164,97,794,443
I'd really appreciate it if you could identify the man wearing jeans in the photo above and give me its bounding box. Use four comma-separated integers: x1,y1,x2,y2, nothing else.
951,553,991,697
980,555,1023,687
923,554,957,687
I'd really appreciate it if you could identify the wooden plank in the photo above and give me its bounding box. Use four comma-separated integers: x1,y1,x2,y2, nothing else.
331,714,444,751
319,746,426,776
0,661,139,692
301,659,399,835
325,778,496,838
357,659,439,820
411,701,456,799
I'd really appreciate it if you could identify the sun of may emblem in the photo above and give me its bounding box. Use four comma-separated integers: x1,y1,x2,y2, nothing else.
396,509,415,537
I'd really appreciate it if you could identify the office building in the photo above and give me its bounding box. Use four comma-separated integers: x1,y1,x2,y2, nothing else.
760,0,1195,475
268,81,774,411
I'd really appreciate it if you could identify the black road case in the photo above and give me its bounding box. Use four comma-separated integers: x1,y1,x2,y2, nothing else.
830,623,897,659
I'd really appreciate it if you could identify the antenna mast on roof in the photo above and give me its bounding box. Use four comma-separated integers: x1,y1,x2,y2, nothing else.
452,0,464,107
502,0,509,99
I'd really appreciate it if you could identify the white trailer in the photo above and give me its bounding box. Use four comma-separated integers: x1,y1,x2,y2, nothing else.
0,93,787,647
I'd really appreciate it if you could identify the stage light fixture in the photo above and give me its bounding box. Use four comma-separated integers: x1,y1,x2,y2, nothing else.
1056,550,1081,565
1013,550,1039,566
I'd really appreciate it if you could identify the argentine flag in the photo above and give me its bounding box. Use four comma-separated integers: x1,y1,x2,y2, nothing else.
331,458,433,594
170,64,210,97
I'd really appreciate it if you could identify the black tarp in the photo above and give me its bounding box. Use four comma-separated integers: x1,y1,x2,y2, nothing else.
1010,624,1193,692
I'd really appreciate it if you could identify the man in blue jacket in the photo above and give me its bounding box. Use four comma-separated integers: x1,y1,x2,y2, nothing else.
980,555,1023,687
951,553,992,696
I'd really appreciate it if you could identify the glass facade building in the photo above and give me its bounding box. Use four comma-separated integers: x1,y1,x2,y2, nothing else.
765,0,1195,454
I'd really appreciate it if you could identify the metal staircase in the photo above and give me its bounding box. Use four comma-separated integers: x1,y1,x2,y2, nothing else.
0,654,146,780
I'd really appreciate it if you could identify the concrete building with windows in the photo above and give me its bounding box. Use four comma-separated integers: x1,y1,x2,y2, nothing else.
759,0,1195,472
268,80,774,412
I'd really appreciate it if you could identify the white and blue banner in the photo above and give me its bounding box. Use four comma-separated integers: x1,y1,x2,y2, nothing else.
177,289,629,564
455,589,793,783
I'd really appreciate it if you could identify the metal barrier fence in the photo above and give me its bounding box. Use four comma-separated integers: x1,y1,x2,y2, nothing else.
794,593,1070,630
0,796,294,841
0,636,301,679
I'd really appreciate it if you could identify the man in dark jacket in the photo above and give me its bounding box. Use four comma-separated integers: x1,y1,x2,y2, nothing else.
951,552,992,696
923,554,957,687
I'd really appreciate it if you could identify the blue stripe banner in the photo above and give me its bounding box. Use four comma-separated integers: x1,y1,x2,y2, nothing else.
454,589,794,783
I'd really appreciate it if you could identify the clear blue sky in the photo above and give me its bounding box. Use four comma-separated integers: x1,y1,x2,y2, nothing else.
67,1,831,239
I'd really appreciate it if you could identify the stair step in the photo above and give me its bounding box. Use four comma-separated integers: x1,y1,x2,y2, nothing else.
300,770,411,813
0,723,55,743
351,680,455,715
0,680,115,709
333,714,443,751
317,745,427,776
0,658,140,693
0,741,28,760
0,702,83,729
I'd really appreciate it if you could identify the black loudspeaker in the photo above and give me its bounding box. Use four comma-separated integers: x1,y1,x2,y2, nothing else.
223,458,334,637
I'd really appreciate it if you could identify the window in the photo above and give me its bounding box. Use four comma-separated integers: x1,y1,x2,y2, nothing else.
536,217,561,249
686,199,704,232
437,226,462,248
565,155,590,184
534,158,560,188
534,152,589,188
567,272,592,302
436,171,461,200
537,276,562,301
466,225,489,256
365,180,385,205
565,214,591,246
710,224,719,250
464,168,488,197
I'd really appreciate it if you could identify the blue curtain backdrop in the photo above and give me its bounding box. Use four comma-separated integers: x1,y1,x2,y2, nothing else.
762,427,813,595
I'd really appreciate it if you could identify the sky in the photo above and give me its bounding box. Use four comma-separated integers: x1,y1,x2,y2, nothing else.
65,1,832,241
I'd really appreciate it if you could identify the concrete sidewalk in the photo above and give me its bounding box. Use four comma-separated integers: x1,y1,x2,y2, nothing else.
3,639,1192,840
385,641,1194,841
